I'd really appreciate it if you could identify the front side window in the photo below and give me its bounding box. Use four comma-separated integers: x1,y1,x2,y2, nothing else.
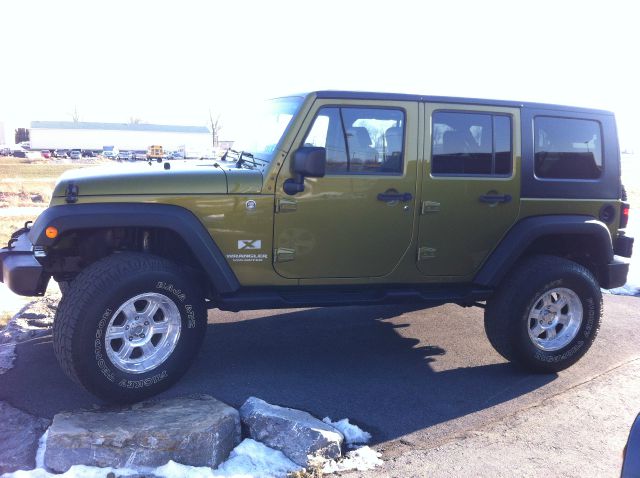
534,116,602,179
303,107,405,174
431,111,512,176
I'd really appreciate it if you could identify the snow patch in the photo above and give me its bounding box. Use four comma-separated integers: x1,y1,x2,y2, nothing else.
1,469,52,478
3,439,301,478
322,446,383,473
2,464,140,478
215,438,301,477
322,417,371,446
35,429,48,469
154,460,217,477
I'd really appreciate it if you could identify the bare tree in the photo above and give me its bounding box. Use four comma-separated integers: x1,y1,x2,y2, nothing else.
208,109,223,148
69,105,80,123
129,116,142,124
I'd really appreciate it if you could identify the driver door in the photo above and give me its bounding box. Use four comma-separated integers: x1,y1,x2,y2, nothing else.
273,100,419,279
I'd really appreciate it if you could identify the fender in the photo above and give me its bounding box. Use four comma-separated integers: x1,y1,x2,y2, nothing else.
29,203,240,294
474,215,614,288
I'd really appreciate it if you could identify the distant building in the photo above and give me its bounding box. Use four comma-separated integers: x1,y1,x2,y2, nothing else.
29,121,211,151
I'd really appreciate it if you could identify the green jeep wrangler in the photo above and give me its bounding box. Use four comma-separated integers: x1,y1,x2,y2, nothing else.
0,91,633,402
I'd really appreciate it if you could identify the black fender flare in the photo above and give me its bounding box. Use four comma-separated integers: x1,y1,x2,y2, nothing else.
474,215,613,288
29,203,240,294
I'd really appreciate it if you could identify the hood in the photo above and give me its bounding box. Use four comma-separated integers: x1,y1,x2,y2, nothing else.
52,161,264,198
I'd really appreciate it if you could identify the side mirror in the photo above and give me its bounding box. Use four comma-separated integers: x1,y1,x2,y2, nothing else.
283,147,326,195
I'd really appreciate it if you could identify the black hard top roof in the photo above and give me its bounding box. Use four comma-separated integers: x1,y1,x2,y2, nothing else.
311,90,613,115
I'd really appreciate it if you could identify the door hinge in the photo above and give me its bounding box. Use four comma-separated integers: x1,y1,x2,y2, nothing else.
421,201,440,214
276,198,297,213
274,247,296,262
418,246,436,260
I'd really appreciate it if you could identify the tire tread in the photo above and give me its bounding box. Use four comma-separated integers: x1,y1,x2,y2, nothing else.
484,254,602,372
53,252,198,393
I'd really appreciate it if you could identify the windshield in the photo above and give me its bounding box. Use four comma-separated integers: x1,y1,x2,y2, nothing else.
233,96,303,164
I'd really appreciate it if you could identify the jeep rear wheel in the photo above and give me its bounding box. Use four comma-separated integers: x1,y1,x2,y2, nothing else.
484,255,602,372
53,252,207,402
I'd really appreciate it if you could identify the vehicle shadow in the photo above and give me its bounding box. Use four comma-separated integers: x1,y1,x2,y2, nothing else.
0,303,555,442
166,304,556,442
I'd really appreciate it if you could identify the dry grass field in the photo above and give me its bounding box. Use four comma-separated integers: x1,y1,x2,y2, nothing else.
0,155,107,243
0,157,99,207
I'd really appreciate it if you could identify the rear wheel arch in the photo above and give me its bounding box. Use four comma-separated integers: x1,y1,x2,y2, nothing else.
475,215,613,289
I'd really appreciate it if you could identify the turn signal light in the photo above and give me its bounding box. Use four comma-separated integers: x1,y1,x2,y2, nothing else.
620,203,630,229
45,226,58,239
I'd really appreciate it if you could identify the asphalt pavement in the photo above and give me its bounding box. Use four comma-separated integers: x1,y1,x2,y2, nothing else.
1,295,639,450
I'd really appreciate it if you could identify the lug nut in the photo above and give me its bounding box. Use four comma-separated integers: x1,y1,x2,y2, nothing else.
128,336,133,341
125,325,129,330
144,321,149,326
140,334,145,339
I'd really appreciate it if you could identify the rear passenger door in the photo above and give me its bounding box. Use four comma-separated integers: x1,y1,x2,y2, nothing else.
417,103,521,278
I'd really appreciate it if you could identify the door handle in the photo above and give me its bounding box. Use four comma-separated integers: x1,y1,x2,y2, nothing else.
377,192,413,202
479,194,512,204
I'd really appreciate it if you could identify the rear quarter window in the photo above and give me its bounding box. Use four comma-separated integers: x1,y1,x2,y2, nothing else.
534,116,603,180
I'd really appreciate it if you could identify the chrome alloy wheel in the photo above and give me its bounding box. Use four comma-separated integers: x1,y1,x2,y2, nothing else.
105,293,181,373
527,287,583,352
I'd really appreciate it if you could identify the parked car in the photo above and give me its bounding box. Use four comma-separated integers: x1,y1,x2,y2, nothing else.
0,147,11,156
41,150,51,159
53,149,68,158
69,150,82,160
134,150,147,161
12,149,27,158
171,151,185,160
82,150,96,158
102,146,119,160
119,151,134,161
0,90,632,403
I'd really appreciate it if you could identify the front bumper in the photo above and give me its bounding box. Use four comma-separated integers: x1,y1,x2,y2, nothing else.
0,232,48,296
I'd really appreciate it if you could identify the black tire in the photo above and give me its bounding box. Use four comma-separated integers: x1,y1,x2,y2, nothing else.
484,254,602,373
57,280,70,295
53,252,207,402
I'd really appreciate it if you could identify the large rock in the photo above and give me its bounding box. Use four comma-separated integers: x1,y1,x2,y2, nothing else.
0,342,15,374
0,401,50,474
240,397,343,467
0,296,58,374
44,395,240,473
0,296,57,345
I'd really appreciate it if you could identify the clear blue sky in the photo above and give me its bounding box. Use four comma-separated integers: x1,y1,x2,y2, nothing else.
1,0,638,150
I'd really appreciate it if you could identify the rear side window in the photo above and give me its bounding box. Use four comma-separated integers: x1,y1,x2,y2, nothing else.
431,111,512,176
534,116,602,179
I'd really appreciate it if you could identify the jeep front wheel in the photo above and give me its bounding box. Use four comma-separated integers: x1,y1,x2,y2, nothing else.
53,252,207,402
484,255,602,372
